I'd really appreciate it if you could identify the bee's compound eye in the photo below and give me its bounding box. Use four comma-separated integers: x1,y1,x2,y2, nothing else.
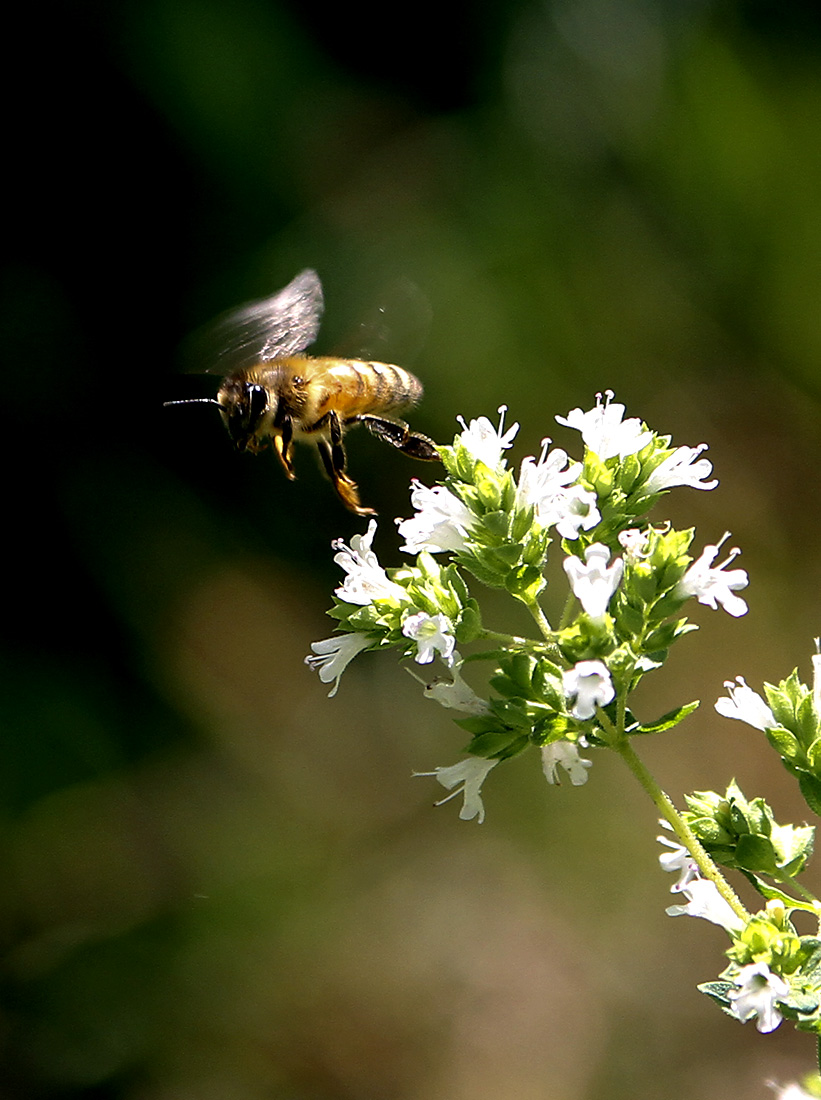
245,383,268,429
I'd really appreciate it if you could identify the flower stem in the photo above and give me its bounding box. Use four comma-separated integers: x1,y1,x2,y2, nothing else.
479,630,536,648
771,871,819,907
612,733,750,924
526,599,553,642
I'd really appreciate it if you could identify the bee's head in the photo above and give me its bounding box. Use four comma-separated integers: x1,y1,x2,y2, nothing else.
216,378,276,451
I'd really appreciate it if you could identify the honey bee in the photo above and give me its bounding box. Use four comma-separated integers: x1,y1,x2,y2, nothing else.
166,269,440,515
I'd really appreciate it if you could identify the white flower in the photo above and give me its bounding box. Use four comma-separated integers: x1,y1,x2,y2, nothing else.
729,962,789,1033
657,828,699,891
552,483,602,540
665,877,744,933
676,534,749,617
813,638,821,715
555,391,653,461
402,611,456,665
769,1084,816,1100
396,480,473,555
618,528,650,559
456,405,519,469
563,659,615,720
644,444,718,494
515,437,597,539
516,438,582,517
414,664,489,714
564,543,624,621
541,740,592,785
416,756,498,823
305,632,370,697
333,519,406,606
715,676,776,731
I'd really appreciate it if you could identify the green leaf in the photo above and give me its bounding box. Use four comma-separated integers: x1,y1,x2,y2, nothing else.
771,821,814,873
533,714,575,742
765,725,800,761
633,700,699,735
614,601,644,635
734,834,778,875
807,737,821,773
466,731,529,758
750,880,820,914
799,772,821,817
482,510,511,539
488,543,525,568
697,980,734,1010
458,553,508,590
504,564,547,603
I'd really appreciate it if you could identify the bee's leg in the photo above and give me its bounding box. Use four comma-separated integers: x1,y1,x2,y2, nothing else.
272,418,297,480
316,412,376,516
358,415,440,461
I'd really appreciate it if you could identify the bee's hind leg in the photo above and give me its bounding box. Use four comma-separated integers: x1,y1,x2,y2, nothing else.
358,415,440,461
317,412,376,516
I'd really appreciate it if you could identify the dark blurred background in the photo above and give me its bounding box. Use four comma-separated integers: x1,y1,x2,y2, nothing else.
3,0,821,1096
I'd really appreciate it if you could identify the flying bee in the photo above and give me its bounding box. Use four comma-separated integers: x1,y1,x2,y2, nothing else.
166,268,440,515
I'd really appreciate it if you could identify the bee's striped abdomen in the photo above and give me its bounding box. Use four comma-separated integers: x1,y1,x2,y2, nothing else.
315,358,423,418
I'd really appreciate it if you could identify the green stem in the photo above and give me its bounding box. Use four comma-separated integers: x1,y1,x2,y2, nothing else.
600,714,750,924
771,871,819,906
479,629,536,648
526,599,553,642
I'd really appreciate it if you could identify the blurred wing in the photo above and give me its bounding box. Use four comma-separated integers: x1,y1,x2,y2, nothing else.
333,275,432,365
188,269,324,375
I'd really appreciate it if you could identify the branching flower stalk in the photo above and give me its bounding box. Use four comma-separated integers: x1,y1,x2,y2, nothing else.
305,391,821,1083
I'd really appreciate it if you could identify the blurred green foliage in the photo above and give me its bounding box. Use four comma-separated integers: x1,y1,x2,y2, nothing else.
3,0,821,1096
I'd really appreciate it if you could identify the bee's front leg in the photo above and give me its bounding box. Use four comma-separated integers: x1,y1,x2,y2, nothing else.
316,412,376,516
358,415,440,461
272,418,297,480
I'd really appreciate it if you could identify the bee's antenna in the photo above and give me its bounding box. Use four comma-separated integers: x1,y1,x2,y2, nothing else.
163,398,222,408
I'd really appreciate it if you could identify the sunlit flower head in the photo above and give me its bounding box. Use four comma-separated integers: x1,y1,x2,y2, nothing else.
412,663,489,714
305,632,370,697
553,483,601,540
563,543,624,621
665,877,744,933
516,437,581,513
416,756,498,823
618,528,650,559
729,962,789,1033
555,391,653,461
562,659,615,720
768,1083,817,1100
456,405,519,469
333,519,407,606
396,480,473,555
541,740,592,785
715,676,776,731
644,443,718,494
402,611,456,666
676,533,749,617
657,828,699,891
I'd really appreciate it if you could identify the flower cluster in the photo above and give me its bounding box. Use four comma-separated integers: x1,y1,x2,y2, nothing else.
307,392,738,822
714,653,821,815
304,390,821,1060
306,519,481,695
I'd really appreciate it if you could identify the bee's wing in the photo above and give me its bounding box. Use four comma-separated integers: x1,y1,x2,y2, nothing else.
330,275,432,365
188,269,324,375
